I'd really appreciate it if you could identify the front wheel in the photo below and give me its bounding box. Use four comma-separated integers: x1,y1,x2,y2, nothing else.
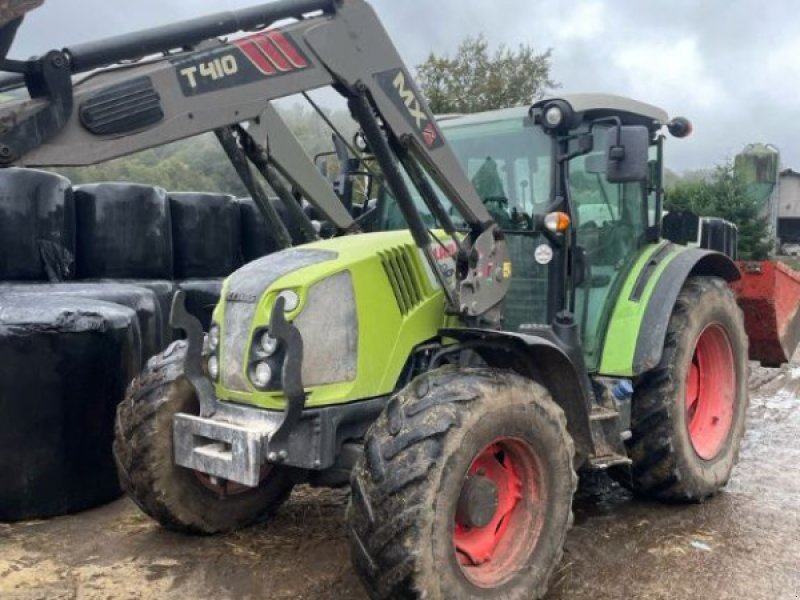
624,276,749,501
113,340,295,534
348,367,576,600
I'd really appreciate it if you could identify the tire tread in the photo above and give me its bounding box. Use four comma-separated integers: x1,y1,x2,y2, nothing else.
348,367,577,600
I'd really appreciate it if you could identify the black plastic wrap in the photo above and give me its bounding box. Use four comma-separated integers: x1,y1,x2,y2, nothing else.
0,168,75,281
0,282,163,360
177,278,224,331
238,197,303,262
74,183,173,280
169,192,242,278
0,296,142,521
663,210,700,246
700,217,738,260
93,279,177,349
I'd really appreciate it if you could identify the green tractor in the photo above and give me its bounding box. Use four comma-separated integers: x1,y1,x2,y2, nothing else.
0,0,749,597
115,96,748,598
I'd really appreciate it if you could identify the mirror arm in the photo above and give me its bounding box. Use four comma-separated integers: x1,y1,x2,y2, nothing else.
589,116,624,162
589,116,623,139
555,132,594,163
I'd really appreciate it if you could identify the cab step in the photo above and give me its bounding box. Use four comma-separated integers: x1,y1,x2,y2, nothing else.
587,405,631,470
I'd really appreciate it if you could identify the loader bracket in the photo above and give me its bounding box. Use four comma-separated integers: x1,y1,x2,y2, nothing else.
0,49,73,164
265,295,307,456
169,291,217,417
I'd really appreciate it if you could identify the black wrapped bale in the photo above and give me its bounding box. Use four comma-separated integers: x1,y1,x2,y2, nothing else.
0,282,162,359
169,192,242,278
0,296,142,521
93,279,178,350
177,279,224,331
74,183,173,280
237,197,290,262
0,168,75,281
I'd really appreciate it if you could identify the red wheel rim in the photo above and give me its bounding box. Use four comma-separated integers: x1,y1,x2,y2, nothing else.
685,324,736,460
194,465,272,497
453,437,545,588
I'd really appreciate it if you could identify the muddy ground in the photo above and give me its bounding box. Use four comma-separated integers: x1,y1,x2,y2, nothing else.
2,364,799,600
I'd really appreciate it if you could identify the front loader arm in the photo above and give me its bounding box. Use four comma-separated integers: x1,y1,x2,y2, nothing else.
302,3,509,317
0,0,510,320
2,22,335,167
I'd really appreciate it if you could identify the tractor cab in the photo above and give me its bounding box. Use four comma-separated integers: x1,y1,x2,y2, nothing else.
375,94,687,370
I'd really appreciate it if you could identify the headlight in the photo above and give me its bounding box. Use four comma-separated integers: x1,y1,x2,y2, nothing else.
252,361,273,388
544,105,564,127
207,355,219,380
538,99,575,133
260,331,279,356
278,290,300,312
208,324,220,351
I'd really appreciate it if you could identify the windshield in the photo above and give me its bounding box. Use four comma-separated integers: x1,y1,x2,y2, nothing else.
376,112,553,231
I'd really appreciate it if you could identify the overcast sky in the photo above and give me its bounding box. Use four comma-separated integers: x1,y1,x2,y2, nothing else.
11,0,800,172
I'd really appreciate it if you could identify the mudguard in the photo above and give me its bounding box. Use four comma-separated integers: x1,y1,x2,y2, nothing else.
441,327,595,464
628,248,740,375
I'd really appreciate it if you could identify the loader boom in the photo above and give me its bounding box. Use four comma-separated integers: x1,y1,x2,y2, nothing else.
0,0,510,321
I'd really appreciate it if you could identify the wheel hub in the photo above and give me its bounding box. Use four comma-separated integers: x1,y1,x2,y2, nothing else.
453,438,545,588
456,474,499,529
685,323,736,460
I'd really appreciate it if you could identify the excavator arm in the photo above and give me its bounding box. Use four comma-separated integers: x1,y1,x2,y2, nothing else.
0,0,510,320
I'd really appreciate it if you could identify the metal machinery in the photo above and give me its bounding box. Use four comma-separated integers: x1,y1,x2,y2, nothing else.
0,2,794,598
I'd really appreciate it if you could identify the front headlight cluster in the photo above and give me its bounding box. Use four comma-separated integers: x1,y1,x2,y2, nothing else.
259,330,279,355
249,328,281,390
207,323,221,381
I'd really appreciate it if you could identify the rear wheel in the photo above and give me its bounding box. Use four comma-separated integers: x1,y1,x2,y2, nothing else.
348,367,576,600
113,340,294,534
624,276,749,501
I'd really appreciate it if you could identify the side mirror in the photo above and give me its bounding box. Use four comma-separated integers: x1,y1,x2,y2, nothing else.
606,125,649,183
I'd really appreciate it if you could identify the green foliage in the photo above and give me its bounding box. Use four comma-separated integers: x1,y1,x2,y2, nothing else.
415,34,557,114
56,135,245,195
666,161,773,260
54,103,357,197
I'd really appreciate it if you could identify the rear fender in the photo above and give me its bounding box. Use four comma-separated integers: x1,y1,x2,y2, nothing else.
632,249,741,374
440,328,595,464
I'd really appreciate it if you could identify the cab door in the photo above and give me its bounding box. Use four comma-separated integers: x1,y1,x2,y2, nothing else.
568,127,653,370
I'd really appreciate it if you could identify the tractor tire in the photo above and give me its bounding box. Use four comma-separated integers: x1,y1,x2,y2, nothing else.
348,367,576,600
113,340,294,534
624,276,749,501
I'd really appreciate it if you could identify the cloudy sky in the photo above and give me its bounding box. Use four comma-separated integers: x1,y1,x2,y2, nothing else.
11,0,800,172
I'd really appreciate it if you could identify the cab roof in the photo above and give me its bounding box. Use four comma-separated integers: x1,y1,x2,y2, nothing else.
439,93,670,131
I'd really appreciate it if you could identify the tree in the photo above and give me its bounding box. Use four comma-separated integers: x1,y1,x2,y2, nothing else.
666,161,773,260
415,34,557,115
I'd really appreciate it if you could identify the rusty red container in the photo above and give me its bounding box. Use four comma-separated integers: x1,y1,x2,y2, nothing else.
732,261,800,366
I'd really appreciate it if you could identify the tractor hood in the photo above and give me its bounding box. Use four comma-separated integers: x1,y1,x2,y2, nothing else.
211,230,457,410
